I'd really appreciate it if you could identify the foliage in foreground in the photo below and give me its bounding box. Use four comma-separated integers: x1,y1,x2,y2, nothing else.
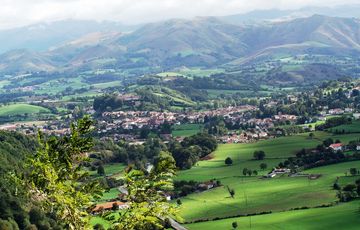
26,116,103,229
110,151,181,229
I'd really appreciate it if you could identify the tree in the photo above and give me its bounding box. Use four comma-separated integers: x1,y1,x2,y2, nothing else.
97,165,105,176
253,150,265,160
225,157,233,166
232,221,238,229
349,168,358,176
243,168,248,176
113,151,181,229
323,138,334,147
309,133,314,139
25,116,103,229
176,199,182,206
247,170,253,177
260,163,267,171
253,170,258,176
227,186,235,198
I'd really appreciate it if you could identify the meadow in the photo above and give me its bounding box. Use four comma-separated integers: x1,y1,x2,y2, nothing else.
0,103,50,116
185,200,360,230
175,131,360,222
329,120,360,134
172,124,203,137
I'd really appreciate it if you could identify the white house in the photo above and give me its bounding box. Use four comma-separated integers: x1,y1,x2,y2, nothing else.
329,143,343,151
353,113,360,120
356,145,360,151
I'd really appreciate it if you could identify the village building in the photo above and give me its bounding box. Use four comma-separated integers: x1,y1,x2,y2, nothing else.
353,113,360,120
328,108,344,115
329,143,343,151
91,201,128,213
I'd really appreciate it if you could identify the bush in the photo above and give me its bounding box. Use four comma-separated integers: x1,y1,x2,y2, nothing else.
253,151,265,160
225,157,233,166
232,221,238,229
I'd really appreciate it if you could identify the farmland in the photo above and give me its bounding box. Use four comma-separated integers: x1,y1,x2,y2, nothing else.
172,124,203,137
0,103,50,116
175,131,360,224
185,200,360,230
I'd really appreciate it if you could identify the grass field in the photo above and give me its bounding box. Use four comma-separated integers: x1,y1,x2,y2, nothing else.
172,124,203,137
175,131,360,222
185,200,360,230
98,187,120,202
0,104,50,116
88,163,126,179
329,120,360,134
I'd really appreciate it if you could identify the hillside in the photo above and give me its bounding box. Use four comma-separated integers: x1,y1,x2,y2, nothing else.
1,15,360,81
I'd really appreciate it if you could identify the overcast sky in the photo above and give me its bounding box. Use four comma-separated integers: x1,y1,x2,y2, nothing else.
0,0,359,29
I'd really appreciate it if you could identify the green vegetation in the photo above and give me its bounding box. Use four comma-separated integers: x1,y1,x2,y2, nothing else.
0,103,50,116
175,131,360,222
172,124,203,137
185,201,360,230
329,120,360,134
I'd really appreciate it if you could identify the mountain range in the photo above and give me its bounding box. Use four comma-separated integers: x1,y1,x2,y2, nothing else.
0,13,360,75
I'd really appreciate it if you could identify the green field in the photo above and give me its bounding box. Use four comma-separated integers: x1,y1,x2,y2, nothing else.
329,120,360,134
0,104,50,116
172,124,203,137
175,131,360,222
98,187,120,202
89,163,126,178
185,200,360,230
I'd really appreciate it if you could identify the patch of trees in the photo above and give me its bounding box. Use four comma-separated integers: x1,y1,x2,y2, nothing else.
91,134,217,171
336,178,360,202
173,180,221,197
279,142,360,170
169,133,218,169
316,116,352,130
93,94,125,113
0,131,63,229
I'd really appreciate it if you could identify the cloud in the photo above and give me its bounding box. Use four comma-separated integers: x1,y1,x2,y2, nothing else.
0,0,358,29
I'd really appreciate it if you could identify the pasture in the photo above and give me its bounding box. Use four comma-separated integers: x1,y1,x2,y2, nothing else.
175,131,360,222
329,120,360,134
185,200,360,230
172,124,203,137
0,104,50,116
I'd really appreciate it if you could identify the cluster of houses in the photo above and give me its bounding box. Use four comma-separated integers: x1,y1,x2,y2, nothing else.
329,143,360,152
0,121,70,136
266,168,291,178
219,131,269,144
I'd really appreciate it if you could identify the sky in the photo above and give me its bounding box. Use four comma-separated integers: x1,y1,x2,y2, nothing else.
0,0,359,29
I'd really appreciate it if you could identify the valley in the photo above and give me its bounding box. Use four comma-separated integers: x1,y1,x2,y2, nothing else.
1,5,360,230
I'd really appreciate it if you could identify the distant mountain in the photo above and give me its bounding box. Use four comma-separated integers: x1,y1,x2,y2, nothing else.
0,49,56,73
230,15,360,64
221,4,360,24
1,15,360,76
0,20,139,53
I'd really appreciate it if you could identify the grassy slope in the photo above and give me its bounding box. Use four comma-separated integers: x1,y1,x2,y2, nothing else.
329,120,360,134
0,104,50,116
176,132,360,222
185,200,360,230
172,124,203,137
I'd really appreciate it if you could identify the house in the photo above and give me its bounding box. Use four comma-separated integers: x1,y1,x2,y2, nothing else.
198,181,216,190
329,143,343,151
356,145,360,151
267,172,276,178
353,113,360,120
329,109,344,115
92,201,128,213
